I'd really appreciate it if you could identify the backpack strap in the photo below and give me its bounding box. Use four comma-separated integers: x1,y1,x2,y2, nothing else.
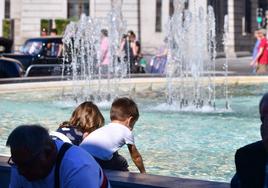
100,169,108,188
54,142,72,188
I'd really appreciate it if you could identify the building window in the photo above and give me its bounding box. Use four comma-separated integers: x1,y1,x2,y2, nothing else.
68,0,89,20
245,0,251,33
155,0,162,32
5,0,10,19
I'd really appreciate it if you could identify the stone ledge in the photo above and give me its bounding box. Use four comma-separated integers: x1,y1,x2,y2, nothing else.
106,170,229,188
0,155,229,188
1,76,268,94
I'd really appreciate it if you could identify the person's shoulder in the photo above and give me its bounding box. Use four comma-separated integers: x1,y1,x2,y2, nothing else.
238,140,263,150
50,131,73,144
56,126,83,145
110,122,131,130
236,140,264,156
60,145,101,180
64,144,95,163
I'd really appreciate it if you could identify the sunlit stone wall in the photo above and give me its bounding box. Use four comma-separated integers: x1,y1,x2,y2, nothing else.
0,0,4,37
10,0,67,50
90,0,138,38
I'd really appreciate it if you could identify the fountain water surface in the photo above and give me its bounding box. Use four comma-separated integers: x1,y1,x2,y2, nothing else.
165,0,229,109
0,1,265,182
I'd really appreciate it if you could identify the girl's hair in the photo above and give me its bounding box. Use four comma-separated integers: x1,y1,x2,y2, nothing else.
61,101,104,134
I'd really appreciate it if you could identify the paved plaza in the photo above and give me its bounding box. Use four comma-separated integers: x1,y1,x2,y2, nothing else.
142,55,254,76
215,56,253,76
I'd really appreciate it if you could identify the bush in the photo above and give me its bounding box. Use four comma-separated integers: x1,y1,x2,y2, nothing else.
3,19,12,39
55,19,70,35
40,19,52,35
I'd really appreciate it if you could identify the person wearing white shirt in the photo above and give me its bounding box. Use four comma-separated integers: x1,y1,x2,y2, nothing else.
81,97,146,173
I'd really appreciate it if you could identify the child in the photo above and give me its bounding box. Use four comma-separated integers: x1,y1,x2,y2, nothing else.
80,97,146,173
50,101,105,145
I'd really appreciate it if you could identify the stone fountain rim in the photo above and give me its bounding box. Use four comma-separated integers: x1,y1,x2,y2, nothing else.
0,76,268,94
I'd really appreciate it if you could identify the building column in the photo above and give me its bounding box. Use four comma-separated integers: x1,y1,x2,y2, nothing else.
0,0,4,37
10,0,23,50
62,0,68,18
90,0,96,17
226,0,236,57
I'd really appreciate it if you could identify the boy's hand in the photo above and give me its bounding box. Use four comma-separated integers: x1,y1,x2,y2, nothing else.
127,144,146,173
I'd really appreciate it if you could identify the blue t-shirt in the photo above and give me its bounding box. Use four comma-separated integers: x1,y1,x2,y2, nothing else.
9,140,105,188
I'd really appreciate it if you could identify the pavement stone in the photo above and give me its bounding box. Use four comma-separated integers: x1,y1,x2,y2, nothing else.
215,56,253,75
143,54,254,76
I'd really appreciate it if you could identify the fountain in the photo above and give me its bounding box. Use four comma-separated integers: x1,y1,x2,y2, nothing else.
61,0,229,110
165,0,226,109
223,15,230,109
62,0,128,103
0,0,262,184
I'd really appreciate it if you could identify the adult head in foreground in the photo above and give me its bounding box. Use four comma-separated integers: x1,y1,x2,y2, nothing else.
6,124,109,188
231,93,268,188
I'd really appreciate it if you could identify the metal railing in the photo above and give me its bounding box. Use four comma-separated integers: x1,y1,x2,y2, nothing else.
24,64,64,77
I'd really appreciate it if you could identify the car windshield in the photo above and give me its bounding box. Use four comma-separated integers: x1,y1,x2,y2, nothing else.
21,41,43,55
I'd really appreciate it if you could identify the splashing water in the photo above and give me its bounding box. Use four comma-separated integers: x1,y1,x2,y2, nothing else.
61,0,228,111
223,15,230,109
62,0,127,103
165,0,227,110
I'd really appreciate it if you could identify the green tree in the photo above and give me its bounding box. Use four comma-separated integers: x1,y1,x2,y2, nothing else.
55,19,71,35
3,19,11,38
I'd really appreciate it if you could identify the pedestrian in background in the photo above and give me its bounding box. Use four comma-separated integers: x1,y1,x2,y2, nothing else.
50,28,58,36
120,30,143,73
100,29,109,75
251,30,261,74
41,28,47,37
250,29,268,74
149,38,168,74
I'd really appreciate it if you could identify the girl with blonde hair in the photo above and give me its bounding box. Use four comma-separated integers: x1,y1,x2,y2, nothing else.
51,101,104,145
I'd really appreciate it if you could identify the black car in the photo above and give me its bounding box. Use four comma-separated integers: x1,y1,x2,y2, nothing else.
0,36,65,78
0,37,13,53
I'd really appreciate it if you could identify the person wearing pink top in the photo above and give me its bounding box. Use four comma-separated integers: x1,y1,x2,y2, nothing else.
100,29,109,74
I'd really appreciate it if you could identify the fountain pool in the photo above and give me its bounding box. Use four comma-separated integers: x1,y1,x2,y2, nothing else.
0,78,267,182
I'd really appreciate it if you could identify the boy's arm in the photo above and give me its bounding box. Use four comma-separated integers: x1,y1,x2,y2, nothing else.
127,144,146,173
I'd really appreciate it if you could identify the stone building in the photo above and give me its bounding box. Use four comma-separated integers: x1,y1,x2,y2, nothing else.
0,0,267,56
